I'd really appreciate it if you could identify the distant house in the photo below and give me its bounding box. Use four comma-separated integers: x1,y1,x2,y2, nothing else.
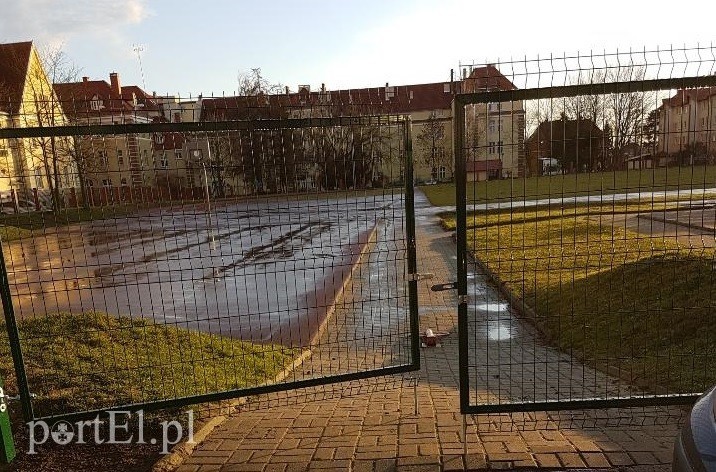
618,143,654,170
466,159,502,181
0,41,78,206
54,73,160,200
525,116,605,174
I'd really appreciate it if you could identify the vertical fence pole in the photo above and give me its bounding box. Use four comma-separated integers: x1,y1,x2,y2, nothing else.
0,236,33,422
453,98,470,414
403,116,420,371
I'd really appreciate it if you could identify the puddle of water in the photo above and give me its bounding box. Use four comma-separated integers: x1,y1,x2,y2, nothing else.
471,302,510,313
487,320,514,341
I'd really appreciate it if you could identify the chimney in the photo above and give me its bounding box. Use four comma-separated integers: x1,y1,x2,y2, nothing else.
285,86,289,95
82,76,89,83
109,72,121,95
321,83,326,93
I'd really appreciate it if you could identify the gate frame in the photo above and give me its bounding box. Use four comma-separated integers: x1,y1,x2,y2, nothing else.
0,114,421,424
453,75,716,415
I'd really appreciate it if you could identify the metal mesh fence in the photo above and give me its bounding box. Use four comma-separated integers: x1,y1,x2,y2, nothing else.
0,97,419,422
455,46,716,414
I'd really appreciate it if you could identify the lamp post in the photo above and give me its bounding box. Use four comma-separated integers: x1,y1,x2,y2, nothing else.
193,148,215,246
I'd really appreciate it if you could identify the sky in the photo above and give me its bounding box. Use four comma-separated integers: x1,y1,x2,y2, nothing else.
0,0,714,97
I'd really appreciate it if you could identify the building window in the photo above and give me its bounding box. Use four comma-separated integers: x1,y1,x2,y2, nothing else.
488,119,496,133
160,152,169,168
90,98,102,110
497,141,504,155
117,150,124,165
102,178,113,187
488,141,496,154
439,166,447,180
121,178,127,185
98,150,108,167
175,150,183,160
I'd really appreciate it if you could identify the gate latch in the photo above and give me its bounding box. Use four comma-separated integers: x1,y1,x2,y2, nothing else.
407,273,434,282
0,387,36,413
431,282,457,292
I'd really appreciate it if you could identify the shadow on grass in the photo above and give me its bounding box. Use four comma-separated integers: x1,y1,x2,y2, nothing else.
527,255,716,395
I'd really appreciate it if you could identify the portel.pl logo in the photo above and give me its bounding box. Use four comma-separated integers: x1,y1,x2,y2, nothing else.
27,410,194,455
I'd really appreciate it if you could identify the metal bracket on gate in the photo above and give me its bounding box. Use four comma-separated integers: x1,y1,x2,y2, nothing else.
407,273,434,282
430,282,457,292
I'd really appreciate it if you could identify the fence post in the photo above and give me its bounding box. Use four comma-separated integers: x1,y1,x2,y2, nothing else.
0,375,16,463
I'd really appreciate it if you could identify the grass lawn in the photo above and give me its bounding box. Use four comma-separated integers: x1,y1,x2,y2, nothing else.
457,206,715,394
439,198,703,231
422,165,716,206
0,312,296,419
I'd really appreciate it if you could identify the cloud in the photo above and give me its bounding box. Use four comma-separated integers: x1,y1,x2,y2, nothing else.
0,0,149,48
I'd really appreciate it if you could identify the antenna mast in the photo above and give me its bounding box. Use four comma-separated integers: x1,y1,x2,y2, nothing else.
132,44,147,90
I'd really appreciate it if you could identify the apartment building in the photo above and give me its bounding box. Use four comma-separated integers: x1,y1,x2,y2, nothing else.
54,72,160,200
461,65,526,180
657,87,716,165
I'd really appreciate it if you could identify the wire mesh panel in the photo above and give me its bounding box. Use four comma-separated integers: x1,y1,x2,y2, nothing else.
454,46,716,414
0,92,419,422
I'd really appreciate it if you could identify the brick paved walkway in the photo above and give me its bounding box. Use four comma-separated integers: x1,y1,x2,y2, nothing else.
176,190,683,471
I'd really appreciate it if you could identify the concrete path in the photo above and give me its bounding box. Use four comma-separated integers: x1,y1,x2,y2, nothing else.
176,190,683,471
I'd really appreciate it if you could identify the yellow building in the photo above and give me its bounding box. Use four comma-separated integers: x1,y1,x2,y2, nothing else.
0,41,77,207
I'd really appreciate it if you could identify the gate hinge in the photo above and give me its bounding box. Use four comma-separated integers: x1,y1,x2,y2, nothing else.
407,273,434,282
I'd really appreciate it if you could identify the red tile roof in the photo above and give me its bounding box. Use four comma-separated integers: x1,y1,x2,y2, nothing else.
54,76,159,119
201,82,458,120
0,41,33,114
202,66,517,121
462,65,518,93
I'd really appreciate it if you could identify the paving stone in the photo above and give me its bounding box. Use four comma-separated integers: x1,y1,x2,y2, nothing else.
534,453,561,468
312,447,334,461
558,452,587,468
219,464,266,472
175,465,201,472
374,458,397,472
308,460,352,469
629,451,661,464
582,452,612,468
606,451,636,466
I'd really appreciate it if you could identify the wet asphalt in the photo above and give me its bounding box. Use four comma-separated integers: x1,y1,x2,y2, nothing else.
3,195,406,345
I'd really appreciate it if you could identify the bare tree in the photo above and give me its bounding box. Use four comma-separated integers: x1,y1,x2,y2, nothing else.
557,65,655,170
416,111,449,180
237,68,283,96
